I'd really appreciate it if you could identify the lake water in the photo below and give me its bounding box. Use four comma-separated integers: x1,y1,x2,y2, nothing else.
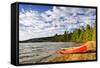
19,42,80,64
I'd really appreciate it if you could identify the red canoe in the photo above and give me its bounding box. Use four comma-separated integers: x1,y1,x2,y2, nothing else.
59,45,87,54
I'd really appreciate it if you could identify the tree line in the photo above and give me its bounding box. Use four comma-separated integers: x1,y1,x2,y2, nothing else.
20,22,96,42
52,22,96,42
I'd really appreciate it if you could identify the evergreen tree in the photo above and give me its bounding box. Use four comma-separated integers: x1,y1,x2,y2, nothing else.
92,22,96,40
85,24,91,41
49,22,96,42
79,26,85,42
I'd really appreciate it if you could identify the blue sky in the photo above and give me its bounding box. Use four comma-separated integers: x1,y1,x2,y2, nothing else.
19,4,96,41
19,4,53,13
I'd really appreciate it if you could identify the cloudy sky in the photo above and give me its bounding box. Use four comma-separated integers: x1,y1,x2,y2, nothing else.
19,4,96,41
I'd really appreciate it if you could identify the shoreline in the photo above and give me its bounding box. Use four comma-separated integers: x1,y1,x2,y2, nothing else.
49,41,96,62
19,41,96,64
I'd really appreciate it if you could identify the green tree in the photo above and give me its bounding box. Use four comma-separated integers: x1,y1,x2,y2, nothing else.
92,22,96,40
79,26,85,42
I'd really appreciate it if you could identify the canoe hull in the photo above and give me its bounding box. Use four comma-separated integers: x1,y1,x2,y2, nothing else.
59,45,87,54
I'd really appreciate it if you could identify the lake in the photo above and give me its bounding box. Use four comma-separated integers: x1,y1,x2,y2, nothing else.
19,42,81,64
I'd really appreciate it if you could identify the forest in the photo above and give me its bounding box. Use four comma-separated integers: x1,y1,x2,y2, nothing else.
20,22,96,43
52,22,96,42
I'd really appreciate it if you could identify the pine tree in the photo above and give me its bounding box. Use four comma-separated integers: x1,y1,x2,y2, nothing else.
85,24,91,41
92,22,96,40
63,31,68,42
79,26,85,42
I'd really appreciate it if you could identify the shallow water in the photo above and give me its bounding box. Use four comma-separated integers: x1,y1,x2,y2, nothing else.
19,42,80,64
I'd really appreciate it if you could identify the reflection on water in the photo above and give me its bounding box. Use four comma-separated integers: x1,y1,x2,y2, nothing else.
19,42,80,64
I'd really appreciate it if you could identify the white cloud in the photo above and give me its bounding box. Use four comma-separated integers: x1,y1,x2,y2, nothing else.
19,6,96,41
